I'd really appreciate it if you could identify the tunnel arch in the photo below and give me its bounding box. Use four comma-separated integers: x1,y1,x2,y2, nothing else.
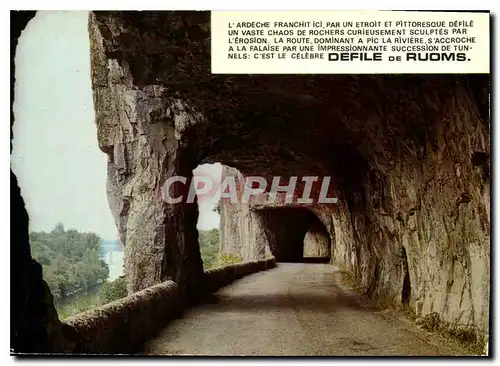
252,206,331,263
302,216,331,262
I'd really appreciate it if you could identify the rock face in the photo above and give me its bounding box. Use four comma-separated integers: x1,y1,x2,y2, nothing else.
11,173,66,353
303,224,330,258
88,11,490,346
328,80,490,343
89,13,205,299
218,166,270,261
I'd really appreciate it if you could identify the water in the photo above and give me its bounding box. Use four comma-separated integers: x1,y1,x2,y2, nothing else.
57,251,125,319
105,250,124,281
100,240,125,281
55,243,125,319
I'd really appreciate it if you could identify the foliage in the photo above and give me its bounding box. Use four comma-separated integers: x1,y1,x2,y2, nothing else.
198,229,220,270
30,223,109,303
212,253,243,268
198,229,243,270
33,224,241,319
56,292,102,320
99,276,128,304
56,277,128,320
417,312,441,332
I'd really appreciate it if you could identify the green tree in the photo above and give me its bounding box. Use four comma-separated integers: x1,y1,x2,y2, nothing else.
213,253,243,267
99,276,128,304
198,229,220,270
29,223,109,303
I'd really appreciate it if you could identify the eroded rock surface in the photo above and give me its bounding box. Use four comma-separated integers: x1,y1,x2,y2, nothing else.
218,166,270,261
303,224,331,258
89,13,205,298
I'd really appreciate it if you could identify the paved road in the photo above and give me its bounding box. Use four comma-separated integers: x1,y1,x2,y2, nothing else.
143,263,467,356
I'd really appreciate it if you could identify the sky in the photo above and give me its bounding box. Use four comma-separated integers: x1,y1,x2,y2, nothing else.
11,11,220,240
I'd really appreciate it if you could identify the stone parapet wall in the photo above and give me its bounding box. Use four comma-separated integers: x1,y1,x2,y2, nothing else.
62,281,180,354
61,258,276,353
204,258,277,294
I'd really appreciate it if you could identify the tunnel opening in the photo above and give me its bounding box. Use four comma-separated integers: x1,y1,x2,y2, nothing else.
401,247,411,306
11,11,129,323
256,207,330,263
192,163,246,271
192,163,223,271
302,215,331,263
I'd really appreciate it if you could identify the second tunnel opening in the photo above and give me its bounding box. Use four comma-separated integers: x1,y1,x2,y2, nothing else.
256,207,331,263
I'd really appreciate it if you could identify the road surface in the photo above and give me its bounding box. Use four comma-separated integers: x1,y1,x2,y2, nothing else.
143,263,468,356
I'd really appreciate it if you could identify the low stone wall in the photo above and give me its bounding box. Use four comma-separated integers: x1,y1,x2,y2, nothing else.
62,281,179,354
204,258,276,294
60,259,275,354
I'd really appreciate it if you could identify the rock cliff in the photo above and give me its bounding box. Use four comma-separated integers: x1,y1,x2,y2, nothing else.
303,224,330,258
